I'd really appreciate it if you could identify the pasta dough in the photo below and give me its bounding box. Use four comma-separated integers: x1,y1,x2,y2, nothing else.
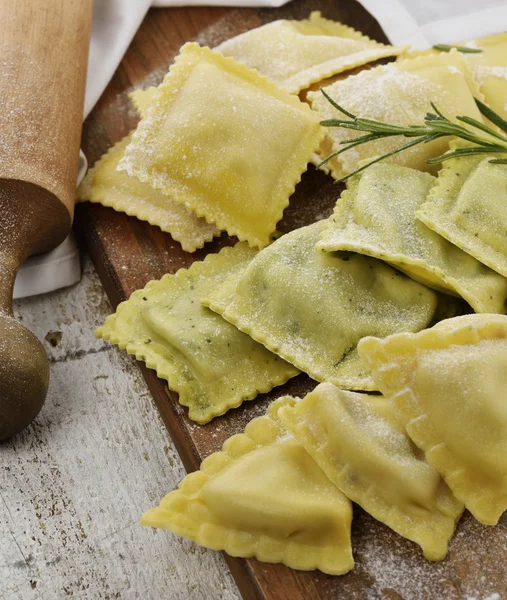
96,245,298,423
309,51,484,180
203,219,439,391
119,42,325,248
77,134,220,253
280,383,463,560
407,34,507,120
141,397,354,575
418,140,507,278
358,314,507,526
129,86,158,118
464,34,507,121
215,11,405,94
317,163,507,313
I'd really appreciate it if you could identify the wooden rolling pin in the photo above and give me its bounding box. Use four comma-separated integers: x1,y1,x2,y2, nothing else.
0,0,93,439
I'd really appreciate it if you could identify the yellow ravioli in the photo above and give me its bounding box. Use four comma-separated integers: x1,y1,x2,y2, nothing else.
280,383,463,561
203,219,439,391
129,86,158,118
464,34,507,121
96,245,298,423
406,34,507,121
317,163,507,313
77,134,220,253
215,11,406,94
141,397,354,575
359,314,507,526
309,51,484,180
418,140,507,278
118,43,325,248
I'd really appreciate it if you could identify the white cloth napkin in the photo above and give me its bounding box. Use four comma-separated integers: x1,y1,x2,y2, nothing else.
16,0,507,298
357,0,507,49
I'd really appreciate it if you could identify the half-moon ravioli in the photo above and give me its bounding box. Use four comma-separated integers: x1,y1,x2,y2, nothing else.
309,50,484,180
119,42,325,248
202,219,439,391
141,396,354,576
215,11,406,94
279,383,463,561
96,244,298,423
77,134,220,253
316,163,507,313
417,140,507,278
358,314,507,526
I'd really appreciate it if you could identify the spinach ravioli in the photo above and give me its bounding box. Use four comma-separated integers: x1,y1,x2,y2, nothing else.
203,219,439,390
96,245,298,423
317,163,507,313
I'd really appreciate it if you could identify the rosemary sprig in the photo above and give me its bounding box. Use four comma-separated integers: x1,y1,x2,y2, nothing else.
432,43,483,54
317,90,507,183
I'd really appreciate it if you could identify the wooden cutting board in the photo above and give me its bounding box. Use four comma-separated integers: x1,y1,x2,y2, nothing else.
78,1,507,598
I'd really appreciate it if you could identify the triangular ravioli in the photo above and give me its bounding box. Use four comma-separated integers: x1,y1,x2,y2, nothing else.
418,140,507,278
309,50,484,180
280,383,463,561
215,11,405,94
359,314,507,525
203,219,439,391
317,163,507,313
96,245,298,423
141,397,354,575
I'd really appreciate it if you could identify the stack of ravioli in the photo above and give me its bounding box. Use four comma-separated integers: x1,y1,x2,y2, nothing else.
82,12,507,576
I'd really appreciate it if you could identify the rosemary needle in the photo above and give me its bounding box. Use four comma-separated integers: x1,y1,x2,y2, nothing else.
432,43,483,54
318,92,507,183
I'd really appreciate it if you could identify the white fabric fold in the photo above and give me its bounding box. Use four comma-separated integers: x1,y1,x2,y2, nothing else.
356,0,507,49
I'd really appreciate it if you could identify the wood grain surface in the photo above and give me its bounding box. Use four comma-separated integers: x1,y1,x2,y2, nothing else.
78,2,507,599
2,257,240,600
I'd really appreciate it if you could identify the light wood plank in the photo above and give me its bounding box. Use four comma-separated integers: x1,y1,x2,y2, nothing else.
0,255,240,600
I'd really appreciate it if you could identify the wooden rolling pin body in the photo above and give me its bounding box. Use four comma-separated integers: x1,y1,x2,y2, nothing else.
0,0,93,439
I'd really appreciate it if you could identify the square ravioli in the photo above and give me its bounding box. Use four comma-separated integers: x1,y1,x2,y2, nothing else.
317,163,507,313
408,33,507,121
77,134,220,253
215,11,406,94
119,43,325,248
141,397,354,576
203,219,439,391
96,244,298,423
358,314,507,526
279,383,463,560
309,50,484,180
417,140,507,278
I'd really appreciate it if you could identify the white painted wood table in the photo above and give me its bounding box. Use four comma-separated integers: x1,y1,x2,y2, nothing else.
0,254,241,600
